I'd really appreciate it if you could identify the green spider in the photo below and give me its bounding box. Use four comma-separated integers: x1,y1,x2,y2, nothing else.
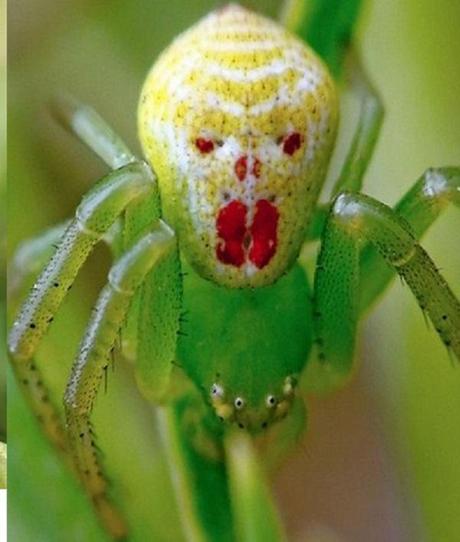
8,3,460,541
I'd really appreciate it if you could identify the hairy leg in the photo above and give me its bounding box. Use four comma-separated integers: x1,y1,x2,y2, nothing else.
359,167,460,312
8,162,155,454
312,191,460,375
8,219,124,301
64,222,175,538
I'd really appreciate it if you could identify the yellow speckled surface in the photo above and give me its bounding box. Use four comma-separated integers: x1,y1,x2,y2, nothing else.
139,5,338,287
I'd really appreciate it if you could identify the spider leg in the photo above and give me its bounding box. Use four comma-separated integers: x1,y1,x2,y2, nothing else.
8,219,122,303
8,161,156,454
331,56,384,196
359,167,460,312
64,222,175,539
312,192,460,375
52,95,137,169
305,56,383,242
305,203,328,241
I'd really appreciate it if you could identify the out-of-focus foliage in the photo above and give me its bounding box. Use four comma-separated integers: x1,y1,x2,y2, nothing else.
7,1,460,541
0,0,6,443
361,2,460,540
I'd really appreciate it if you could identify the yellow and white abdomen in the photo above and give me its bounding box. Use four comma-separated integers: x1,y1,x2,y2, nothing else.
138,4,338,287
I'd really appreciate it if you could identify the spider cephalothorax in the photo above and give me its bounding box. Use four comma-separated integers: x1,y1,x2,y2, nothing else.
139,4,338,287
177,260,312,433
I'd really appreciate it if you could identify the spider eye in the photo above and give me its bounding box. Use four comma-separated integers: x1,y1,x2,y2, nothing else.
266,395,277,408
210,383,224,398
234,397,245,410
280,132,303,155
195,137,215,154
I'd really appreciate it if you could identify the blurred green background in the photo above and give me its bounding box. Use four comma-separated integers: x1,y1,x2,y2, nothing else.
1,0,6,445
8,0,460,541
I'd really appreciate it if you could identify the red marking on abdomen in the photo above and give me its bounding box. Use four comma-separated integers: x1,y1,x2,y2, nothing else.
216,200,247,267
252,157,262,178
282,132,302,155
249,200,279,268
234,156,248,181
216,199,279,269
195,137,214,153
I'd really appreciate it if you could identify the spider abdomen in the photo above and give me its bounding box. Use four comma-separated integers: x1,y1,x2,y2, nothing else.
139,4,338,287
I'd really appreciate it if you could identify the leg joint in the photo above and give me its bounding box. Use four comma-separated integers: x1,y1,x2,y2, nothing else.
421,167,459,203
330,192,365,233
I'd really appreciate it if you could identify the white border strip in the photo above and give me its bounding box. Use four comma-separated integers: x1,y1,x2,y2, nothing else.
0,490,6,542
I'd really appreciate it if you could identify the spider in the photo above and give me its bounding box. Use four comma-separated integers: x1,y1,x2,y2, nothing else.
8,3,460,540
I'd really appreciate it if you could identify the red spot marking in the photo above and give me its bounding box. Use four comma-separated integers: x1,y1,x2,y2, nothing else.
234,155,248,181
252,157,262,178
249,200,279,269
282,132,302,155
195,137,214,154
216,199,279,269
216,200,247,267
